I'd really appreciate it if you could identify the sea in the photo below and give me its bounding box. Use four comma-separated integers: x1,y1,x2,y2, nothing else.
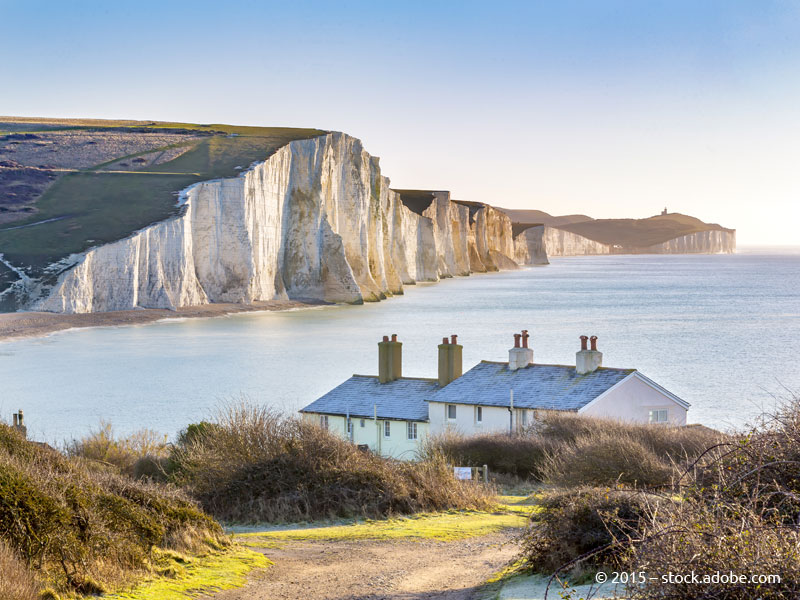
1,248,798,444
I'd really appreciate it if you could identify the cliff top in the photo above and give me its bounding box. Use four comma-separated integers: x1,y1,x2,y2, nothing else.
0,117,326,302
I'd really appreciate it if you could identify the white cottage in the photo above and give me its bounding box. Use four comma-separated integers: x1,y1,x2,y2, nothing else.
300,332,689,458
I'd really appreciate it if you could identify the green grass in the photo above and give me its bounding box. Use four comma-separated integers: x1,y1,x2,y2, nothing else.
237,496,532,546
102,546,271,600
0,119,326,295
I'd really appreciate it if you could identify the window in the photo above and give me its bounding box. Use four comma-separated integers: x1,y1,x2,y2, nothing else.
521,409,528,427
319,415,329,429
360,418,366,428
407,421,418,440
475,406,483,423
384,420,391,437
346,418,352,434
447,404,457,420
649,409,668,424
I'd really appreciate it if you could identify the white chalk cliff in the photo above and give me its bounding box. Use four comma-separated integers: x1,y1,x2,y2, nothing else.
36,134,530,314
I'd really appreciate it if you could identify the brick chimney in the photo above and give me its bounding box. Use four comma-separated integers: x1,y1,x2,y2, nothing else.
438,334,463,386
12,410,26,439
576,335,603,374
508,330,533,370
378,334,402,383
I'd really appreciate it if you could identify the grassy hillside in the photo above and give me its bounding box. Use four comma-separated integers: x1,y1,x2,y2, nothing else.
0,117,326,307
558,212,733,247
498,206,734,247
497,207,593,227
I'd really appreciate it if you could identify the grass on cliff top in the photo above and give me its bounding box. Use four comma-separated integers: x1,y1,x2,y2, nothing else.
236,495,532,546
0,119,326,276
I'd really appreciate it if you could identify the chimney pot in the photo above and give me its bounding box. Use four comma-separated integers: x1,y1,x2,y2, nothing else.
382,335,389,342
521,330,529,349
12,413,18,427
391,333,398,342
590,335,598,351
513,333,521,348
580,335,589,351
439,335,463,386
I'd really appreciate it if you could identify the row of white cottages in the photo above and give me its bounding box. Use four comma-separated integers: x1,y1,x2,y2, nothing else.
300,332,689,459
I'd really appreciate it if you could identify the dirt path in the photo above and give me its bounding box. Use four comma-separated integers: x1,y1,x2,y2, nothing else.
210,530,519,600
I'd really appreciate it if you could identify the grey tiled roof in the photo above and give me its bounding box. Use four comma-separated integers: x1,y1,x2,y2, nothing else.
300,375,436,421
430,361,635,411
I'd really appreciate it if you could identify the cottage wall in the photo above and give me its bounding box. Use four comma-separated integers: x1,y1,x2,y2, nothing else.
428,401,532,436
578,375,687,425
302,412,427,459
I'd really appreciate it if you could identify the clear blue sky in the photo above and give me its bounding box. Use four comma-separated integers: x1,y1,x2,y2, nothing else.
2,0,799,244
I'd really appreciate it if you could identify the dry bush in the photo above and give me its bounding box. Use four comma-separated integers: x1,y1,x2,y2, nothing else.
67,421,169,478
626,501,800,599
0,424,222,594
624,396,800,598
171,403,493,523
520,487,659,576
0,541,40,600
421,429,555,480
540,431,675,488
425,411,722,488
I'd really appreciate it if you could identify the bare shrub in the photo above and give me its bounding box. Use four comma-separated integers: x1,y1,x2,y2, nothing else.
67,421,169,477
0,540,39,600
0,423,221,594
171,402,494,523
541,431,674,488
520,487,659,576
421,429,555,480
624,395,800,598
425,411,722,488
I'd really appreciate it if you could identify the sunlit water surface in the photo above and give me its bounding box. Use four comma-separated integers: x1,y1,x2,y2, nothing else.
2,248,799,443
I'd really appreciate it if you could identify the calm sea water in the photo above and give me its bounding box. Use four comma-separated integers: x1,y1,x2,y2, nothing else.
1,248,798,443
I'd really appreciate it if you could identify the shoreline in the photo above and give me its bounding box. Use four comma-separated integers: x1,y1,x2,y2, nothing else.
0,300,327,343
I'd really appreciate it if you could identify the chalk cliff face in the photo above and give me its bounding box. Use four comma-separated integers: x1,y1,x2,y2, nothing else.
636,230,736,254
514,226,550,265
540,226,736,257
36,134,525,314
543,227,612,257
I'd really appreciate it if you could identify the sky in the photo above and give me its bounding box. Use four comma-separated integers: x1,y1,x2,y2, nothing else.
1,0,799,244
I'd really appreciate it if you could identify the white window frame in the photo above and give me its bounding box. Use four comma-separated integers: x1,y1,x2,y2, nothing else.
649,409,669,424
319,415,329,430
384,420,391,437
447,404,457,420
475,406,483,424
407,421,418,440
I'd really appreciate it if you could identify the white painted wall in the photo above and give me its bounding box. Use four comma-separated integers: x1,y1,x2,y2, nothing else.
579,375,687,425
301,413,427,459
428,401,532,436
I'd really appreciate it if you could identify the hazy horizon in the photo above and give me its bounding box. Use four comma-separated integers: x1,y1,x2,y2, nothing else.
2,0,799,244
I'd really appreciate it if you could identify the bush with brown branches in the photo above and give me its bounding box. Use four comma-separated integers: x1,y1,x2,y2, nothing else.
170,403,494,523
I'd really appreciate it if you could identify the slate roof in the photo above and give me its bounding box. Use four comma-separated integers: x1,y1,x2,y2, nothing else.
300,375,436,422
430,361,636,411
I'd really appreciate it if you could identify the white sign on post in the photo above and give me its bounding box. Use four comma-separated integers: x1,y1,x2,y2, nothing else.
454,467,472,480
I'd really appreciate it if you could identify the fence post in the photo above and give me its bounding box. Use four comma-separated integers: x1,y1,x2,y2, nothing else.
483,464,489,484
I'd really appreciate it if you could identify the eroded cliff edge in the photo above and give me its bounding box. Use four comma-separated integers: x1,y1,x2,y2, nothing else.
35,133,531,314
